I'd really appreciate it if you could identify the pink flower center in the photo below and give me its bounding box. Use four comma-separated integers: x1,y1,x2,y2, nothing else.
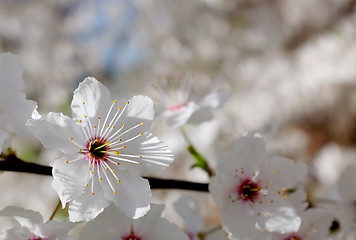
283,235,303,240
122,231,142,240
168,103,185,112
237,178,261,202
85,137,110,163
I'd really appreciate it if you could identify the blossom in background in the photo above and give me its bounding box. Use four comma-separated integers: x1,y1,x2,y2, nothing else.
150,74,229,128
173,195,228,240
27,77,174,222
0,206,77,240
0,52,37,151
332,164,356,238
209,133,307,240
270,208,333,240
79,204,189,240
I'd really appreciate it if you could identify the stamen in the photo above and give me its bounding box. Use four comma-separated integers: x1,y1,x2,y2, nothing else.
110,155,141,165
100,163,117,195
102,162,121,183
102,102,129,139
110,122,144,143
110,133,143,148
100,100,117,137
69,138,85,149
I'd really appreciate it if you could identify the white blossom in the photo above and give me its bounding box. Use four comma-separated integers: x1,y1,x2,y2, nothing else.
150,74,229,128
27,77,174,222
0,52,37,150
79,204,189,240
209,133,307,240
0,206,76,240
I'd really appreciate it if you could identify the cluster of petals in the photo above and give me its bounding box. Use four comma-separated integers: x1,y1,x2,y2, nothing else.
0,206,77,240
209,133,307,240
27,77,174,222
0,52,37,151
79,204,189,240
150,73,230,127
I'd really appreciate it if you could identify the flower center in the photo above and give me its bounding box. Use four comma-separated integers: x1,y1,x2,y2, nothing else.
88,139,108,159
122,232,142,240
283,235,303,240
237,178,261,201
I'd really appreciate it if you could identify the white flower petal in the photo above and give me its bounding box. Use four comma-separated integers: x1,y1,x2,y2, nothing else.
221,202,258,240
133,204,164,236
68,180,111,222
1,93,37,137
166,102,197,127
255,197,301,233
173,195,204,234
0,206,43,228
109,171,151,219
27,112,86,154
198,90,230,109
1,226,32,240
71,77,112,122
187,106,215,125
261,157,307,190
144,217,190,240
0,128,9,151
51,154,91,208
118,133,174,176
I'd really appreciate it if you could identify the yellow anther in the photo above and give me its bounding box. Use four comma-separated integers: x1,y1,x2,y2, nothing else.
91,171,94,175
105,167,108,170
126,101,129,104
117,180,120,183
119,139,122,142
79,120,82,123
65,161,69,164
122,124,125,127
115,151,119,156
118,107,122,110
99,178,102,182
79,149,82,152
139,156,142,158
112,126,115,129
139,132,143,136
84,115,87,118
282,188,286,191
141,122,144,125
106,142,110,146
90,141,93,144
88,146,91,150
114,190,117,194
266,165,270,169
107,125,109,127
90,164,93,168
112,169,115,172
88,153,91,157
138,162,141,165
313,229,317,233
269,181,272,184
273,170,276,174
116,163,120,165
123,145,126,148
85,184,88,187
91,192,94,195
70,137,73,141
284,195,289,199
94,126,97,128
83,102,85,105
114,100,117,103
98,116,101,119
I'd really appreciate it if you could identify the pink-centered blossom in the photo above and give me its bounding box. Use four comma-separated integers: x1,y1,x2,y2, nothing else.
150,74,229,127
79,204,189,240
209,133,307,240
0,206,77,240
0,52,37,150
27,77,174,222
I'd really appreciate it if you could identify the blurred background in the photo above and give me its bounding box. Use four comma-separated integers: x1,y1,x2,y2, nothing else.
1,0,356,236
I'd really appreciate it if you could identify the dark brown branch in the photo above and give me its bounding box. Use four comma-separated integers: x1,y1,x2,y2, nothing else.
0,154,209,192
